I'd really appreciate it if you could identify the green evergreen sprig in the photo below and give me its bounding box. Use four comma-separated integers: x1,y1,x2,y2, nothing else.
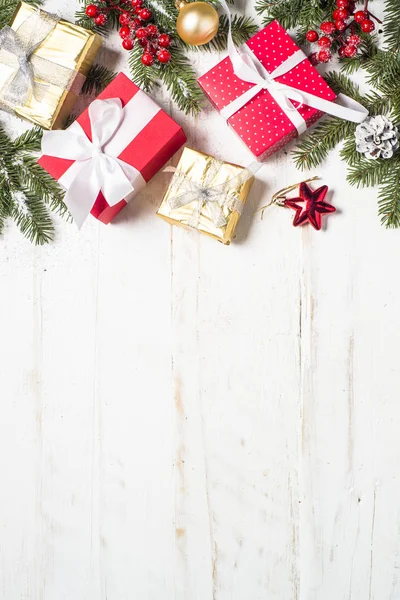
256,0,336,30
0,126,67,244
76,0,256,115
258,0,400,228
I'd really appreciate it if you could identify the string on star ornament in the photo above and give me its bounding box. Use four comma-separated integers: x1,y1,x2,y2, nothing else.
258,177,336,230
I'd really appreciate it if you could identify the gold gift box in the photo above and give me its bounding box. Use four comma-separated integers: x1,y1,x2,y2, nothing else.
1,2,102,129
157,147,254,244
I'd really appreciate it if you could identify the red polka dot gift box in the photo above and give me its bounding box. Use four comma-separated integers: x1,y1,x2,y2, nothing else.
198,21,337,160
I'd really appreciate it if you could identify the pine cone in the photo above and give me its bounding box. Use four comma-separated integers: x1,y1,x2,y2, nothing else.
355,115,399,160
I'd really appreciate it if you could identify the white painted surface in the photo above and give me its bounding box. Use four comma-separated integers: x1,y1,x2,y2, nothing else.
1,1,399,599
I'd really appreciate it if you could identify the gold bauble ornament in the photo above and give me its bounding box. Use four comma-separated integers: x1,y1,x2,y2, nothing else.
176,0,219,46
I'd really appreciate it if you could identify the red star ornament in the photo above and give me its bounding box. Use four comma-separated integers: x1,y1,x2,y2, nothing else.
284,182,336,230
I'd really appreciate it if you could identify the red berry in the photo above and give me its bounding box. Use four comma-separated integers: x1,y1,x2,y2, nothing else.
318,49,332,63
336,0,349,6
306,29,319,42
133,18,142,27
344,44,357,57
141,51,154,65
119,25,131,38
131,0,143,7
309,52,319,65
135,27,147,39
318,36,332,47
320,21,335,34
335,19,347,31
361,19,375,32
158,33,171,47
94,13,106,25
333,8,349,19
119,12,130,25
354,10,368,22
85,4,98,17
138,8,152,20
146,24,158,36
338,46,347,57
122,38,134,50
348,2,356,13
157,49,171,63
348,34,361,46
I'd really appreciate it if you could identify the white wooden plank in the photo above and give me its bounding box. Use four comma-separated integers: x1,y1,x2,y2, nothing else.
1,0,400,598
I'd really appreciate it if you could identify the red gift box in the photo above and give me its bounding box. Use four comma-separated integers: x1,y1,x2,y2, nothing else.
198,21,337,160
39,72,187,224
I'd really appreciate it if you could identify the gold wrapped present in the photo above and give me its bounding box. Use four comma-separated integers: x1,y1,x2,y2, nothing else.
157,147,254,244
0,2,102,129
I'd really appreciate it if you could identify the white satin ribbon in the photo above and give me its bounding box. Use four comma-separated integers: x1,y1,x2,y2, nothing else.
217,0,368,129
41,95,155,228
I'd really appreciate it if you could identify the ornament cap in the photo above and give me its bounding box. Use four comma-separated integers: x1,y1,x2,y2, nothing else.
176,0,187,9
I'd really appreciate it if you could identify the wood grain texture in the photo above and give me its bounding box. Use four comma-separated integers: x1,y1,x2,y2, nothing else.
1,1,399,598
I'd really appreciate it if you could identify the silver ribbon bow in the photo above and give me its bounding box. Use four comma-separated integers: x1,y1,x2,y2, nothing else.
0,9,78,111
166,158,254,229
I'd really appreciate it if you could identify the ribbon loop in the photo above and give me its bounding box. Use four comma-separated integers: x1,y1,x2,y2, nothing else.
41,98,147,228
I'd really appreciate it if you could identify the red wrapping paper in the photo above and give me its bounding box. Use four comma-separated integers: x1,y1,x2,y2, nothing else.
39,72,187,224
198,21,337,160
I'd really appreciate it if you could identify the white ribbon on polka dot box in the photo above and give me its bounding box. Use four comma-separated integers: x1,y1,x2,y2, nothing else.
198,20,368,161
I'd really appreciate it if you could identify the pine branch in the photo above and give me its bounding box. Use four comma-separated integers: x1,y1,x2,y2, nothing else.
378,161,400,228
17,156,68,218
199,14,258,52
11,188,54,245
384,0,400,53
324,71,363,102
13,126,43,152
82,64,117,95
256,0,335,28
0,125,67,244
128,43,160,92
146,0,177,30
340,137,360,167
347,156,393,188
75,1,120,32
292,118,356,170
340,34,378,75
158,46,204,115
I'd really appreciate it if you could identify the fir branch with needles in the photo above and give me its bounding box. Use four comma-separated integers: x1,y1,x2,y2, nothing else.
0,126,67,244
256,0,336,29
81,64,117,95
259,0,400,228
75,0,256,115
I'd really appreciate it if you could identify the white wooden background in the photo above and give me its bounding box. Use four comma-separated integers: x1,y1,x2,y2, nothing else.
1,1,400,598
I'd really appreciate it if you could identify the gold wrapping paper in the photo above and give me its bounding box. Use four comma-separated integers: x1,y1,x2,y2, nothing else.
1,2,102,129
157,147,254,244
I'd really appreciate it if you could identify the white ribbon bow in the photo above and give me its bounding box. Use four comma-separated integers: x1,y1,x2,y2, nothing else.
217,0,368,130
42,98,146,228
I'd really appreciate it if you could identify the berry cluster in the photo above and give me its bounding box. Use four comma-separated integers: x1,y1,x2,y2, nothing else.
85,0,172,65
306,0,380,64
